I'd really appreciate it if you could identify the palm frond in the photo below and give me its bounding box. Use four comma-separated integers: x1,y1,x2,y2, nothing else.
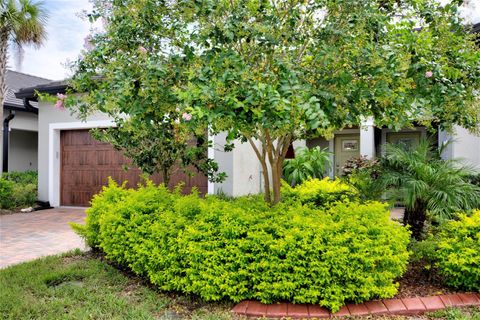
381,138,480,220
283,146,332,186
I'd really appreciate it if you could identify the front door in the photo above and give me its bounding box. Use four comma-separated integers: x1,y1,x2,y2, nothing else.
386,132,421,150
334,134,360,176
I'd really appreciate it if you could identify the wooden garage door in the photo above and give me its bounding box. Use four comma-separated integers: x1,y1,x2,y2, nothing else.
60,129,208,207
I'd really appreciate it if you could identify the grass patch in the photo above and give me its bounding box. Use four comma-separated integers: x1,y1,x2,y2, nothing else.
1,250,478,320
427,307,480,320
0,250,237,320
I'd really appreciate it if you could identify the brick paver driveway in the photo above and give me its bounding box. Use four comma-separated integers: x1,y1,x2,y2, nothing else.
0,208,87,268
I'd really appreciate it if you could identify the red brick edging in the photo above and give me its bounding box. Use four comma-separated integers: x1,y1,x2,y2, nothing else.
231,293,480,318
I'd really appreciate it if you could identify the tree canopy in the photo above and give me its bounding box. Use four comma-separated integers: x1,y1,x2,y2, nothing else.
66,0,480,204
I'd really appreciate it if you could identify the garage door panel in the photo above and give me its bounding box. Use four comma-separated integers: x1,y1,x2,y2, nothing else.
61,129,207,206
62,130,92,146
62,169,95,186
65,151,97,166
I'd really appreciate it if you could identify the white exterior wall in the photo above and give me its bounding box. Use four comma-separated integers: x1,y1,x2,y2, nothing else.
212,132,234,195
360,117,375,159
2,112,38,173
38,100,264,204
444,126,480,169
8,129,38,172
213,133,263,196
232,139,263,195
9,112,38,132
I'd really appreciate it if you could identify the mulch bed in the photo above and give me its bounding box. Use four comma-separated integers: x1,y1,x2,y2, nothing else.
396,261,460,298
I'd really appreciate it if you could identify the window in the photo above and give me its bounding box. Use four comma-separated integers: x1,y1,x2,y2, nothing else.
342,140,359,151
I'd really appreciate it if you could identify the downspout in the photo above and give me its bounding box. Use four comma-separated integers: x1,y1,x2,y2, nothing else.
2,111,15,173
23,98,38,115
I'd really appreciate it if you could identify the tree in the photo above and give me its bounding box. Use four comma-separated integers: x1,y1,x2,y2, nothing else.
379,139,480,239
62,1,224,187
90,114,225,186
70,0,480,204
0,0,47,172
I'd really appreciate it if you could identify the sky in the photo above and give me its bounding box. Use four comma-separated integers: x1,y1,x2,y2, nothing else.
7,0,480,81
8,0,92,81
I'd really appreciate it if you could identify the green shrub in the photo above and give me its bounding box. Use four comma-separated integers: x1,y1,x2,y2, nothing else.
281,177,358,207
0,171,38,209
11,183,37,208
433,210,480,291
75,179,410,312
2,171,38,185
71,179,131,248
0,179,15,209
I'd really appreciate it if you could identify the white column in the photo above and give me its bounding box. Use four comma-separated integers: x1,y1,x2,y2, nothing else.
360,116,375,159
207,131,215,195
210,132,234,196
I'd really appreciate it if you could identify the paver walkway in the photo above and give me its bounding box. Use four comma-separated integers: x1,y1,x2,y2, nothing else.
390,207,404,220
0,208,87,268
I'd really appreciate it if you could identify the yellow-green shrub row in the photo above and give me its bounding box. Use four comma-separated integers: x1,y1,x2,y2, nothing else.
281,177,358,207
434,210,480,291
74,179,410,312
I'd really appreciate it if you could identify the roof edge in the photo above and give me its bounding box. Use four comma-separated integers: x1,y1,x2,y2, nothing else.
15,81,69,101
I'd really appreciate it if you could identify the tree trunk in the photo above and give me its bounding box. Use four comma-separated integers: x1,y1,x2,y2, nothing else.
248,132,291,205
260,162,271,203
248,137,271,203
162,167,171,187
403,200,427,240
269,144,290,205
0,29,9,176
271,160,282,204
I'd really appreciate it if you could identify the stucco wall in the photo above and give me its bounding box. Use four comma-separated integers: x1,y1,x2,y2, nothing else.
38,100,264,203
8,129,38,172
2,111,38,174
449,126,480,170
37,101,111,202
213,133,263,196
232,139,263,195
8,112,38,132
213,132,234,195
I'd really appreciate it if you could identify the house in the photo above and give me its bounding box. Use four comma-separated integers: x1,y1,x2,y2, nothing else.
15,75,277,206
305,120,480,176
1,70,51,173
14,21,480,208
15,80,480,208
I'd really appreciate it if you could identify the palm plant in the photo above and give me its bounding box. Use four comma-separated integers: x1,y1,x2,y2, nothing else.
283,146,332,186
0,0,47,172
380,138,480,239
